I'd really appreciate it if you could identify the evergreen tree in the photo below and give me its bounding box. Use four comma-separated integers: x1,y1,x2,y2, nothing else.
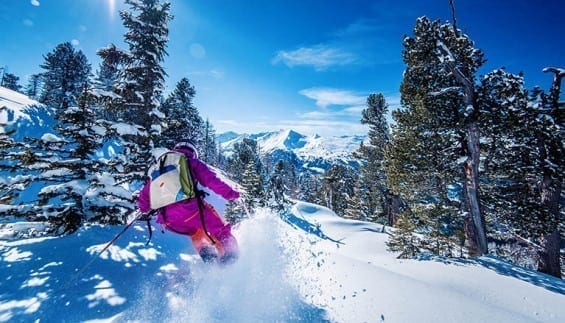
160,77,203,147
267,160,288,209
24,74,42,100
39,42,91,113
356,93,391,223
526,69,563,278
95,44,129,121
320,164,357,216
119,0,171,129
391,16,487,256
2,73,22,92
113,0,172,183
202,119,218,166
227,138,264,212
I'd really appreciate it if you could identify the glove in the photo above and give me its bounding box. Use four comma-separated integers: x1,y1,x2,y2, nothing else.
138,210,156,221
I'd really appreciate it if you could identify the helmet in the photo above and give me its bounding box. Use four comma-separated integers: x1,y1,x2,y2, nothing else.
174,140,198,158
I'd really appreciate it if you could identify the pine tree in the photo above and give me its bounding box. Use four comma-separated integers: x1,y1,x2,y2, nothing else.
267,160,288,209
356,93,391,223
320,164,357,216
117,0,172,182
391,16,487,256
527,69,563,278
24,74,42,100
387,210,421,258
202,119,218,166
227,138,264,212
159,77,203,148
95,44,129,121
2,73,22,92
39,42,91,113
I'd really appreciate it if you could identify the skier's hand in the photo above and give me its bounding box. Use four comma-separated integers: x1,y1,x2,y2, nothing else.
138,209,156,222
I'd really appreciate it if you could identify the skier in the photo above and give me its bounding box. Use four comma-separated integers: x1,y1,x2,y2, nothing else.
137,140,241,264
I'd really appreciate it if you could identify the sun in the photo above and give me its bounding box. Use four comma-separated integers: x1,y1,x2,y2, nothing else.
107,0,116,18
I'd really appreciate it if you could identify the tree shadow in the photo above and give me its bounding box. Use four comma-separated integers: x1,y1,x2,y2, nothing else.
279,211,344,244
416,253,565,295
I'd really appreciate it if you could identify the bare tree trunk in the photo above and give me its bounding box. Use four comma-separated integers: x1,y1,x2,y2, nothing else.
440,12,489,254
536,67,563,278
463,122,488,255
387,191,400,226
537,178,561,278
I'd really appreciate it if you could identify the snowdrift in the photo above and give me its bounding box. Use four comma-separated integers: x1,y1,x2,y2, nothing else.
1,202,564,322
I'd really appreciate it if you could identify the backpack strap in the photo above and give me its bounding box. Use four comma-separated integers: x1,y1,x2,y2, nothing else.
186,159,216,245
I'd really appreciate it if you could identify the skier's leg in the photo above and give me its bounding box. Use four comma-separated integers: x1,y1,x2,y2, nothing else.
200,202,239,263
190,229,218,263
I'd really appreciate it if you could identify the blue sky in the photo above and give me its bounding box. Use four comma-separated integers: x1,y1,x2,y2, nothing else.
1,0,563,136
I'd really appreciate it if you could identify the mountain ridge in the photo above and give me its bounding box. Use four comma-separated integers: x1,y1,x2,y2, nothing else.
217,129,365,173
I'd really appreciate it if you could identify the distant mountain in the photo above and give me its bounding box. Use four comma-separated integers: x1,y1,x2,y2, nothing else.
217,129,365,173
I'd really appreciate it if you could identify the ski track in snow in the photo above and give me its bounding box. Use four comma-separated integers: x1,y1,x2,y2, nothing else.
0,210,332,322
117,210,330,322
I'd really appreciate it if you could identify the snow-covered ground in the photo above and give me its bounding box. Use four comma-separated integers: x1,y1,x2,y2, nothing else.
1,202,564,322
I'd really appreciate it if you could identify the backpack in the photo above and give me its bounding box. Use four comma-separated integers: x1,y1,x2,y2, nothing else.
147,151,196,209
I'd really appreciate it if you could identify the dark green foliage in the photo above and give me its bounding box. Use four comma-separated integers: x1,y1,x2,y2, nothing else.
354,93,391,222
39,42,91,112
159,77,203,148
227,138,264,213
1,72,22,92
320,164,357,216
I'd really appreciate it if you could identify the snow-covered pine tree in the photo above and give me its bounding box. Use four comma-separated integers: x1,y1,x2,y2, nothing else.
476,69,537,263
0,106,20,205
95,43,129,122
227,138,264,213
356,93,392,223
159,77,203,148
118,0,172,181
39,42,90,113
320,164,357,216
343,179,371,221
2,72,22,92
526,69,563,278
394,16,487,256
267,160,288,210
202,119,218,166
24,74,42,100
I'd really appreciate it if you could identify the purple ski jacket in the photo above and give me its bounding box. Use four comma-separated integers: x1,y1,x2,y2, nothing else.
137,148,239,234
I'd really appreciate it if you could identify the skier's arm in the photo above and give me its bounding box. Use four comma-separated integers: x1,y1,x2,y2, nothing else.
191,159,240,200
137,180,152,213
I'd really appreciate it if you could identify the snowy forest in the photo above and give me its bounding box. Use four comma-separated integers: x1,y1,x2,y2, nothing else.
1,0,563,280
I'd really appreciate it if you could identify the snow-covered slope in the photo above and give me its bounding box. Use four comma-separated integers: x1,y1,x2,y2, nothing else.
1,202,563,322
0,86,54,141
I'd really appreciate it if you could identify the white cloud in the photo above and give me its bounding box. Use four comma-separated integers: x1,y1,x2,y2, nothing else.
71,39,80,46
23,19,33,27
31,0,40,6
189,69,224,79
272,45,356,71
299,87,366,108
215,118,368,137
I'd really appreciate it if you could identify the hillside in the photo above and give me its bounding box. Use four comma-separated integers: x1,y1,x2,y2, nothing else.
1,202,564,322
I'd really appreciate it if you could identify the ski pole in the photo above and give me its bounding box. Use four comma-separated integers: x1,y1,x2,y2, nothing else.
238,197,252,218
65,209,144,288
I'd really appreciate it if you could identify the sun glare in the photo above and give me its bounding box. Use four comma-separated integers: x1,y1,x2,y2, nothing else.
108,0,116,18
